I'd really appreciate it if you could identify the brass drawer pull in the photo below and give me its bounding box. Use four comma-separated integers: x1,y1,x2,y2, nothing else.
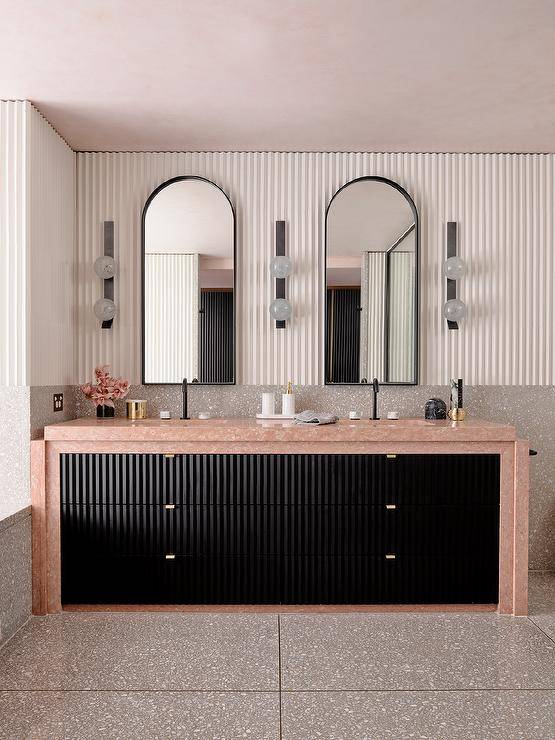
385,553,396,560
164,453,175,458
165,553,176,560
164,504,176,510
386,454,396,459
385,504,396,510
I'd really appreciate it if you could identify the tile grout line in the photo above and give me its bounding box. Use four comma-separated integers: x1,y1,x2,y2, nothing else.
0,689,281,693
0,688,554,694
277,614,282,740
278,687,555,693
527,616,555,647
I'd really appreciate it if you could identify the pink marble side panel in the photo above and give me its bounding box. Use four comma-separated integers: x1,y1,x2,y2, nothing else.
31,440,46,615
46,443,62,613
513,440,529,616
497,445,515,614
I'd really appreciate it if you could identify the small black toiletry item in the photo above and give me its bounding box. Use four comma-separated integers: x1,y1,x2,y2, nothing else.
425,398,447,420
449,378,466,420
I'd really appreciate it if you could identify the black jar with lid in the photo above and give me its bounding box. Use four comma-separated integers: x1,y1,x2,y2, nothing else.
424,398,447,420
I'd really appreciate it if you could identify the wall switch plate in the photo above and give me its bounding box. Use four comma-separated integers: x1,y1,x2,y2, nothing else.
53,393,64,412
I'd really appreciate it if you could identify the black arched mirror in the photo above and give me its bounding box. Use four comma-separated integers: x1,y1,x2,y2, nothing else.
142,176,235,384
325,176,419,385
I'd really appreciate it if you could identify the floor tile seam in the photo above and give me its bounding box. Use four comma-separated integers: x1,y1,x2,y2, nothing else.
527,616,555,646
0,688,281,694
2,687,554,694
279,687,555,693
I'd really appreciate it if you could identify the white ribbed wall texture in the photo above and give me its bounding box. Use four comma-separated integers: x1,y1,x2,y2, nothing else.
362,252,386,381
76,152,555,385
0,101,27,385
0,101,75,386
27,105,76,386
389,252,415,383
144,253,199,382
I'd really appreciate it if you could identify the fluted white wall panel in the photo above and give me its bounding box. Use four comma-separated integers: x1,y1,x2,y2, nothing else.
389,252,415,382
27,105,76,385
76,152,555,385
0,101,75,386
363,252,385,380
0,101,27,385
144,253,198,382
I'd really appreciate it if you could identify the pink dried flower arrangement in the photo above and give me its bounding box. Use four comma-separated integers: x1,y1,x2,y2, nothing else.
80,365,130,408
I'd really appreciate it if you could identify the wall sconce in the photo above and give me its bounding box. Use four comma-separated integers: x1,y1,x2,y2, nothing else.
269,220,292,327
94,221,116,329
442,221,467,329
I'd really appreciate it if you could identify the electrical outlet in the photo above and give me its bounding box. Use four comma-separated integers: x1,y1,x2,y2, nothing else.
53,393,64,412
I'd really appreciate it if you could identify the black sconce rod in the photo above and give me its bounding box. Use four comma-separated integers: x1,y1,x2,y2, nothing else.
446,221,458,331
275,220,286,329
102,220,114,329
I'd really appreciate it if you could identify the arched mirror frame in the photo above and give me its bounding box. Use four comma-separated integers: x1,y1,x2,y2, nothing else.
324,175,419,386
141,175,237,385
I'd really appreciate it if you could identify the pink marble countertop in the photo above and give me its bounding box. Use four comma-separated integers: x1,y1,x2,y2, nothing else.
43,417,518,443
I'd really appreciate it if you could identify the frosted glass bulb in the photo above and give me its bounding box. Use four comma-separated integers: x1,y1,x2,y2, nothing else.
443,298,467,322
94,255,117,279
269,298,292,321
442,256,466,281
94,298,116,321
269,255,292,279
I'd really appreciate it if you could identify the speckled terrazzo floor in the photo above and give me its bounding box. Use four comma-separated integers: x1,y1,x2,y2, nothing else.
0,574,553,739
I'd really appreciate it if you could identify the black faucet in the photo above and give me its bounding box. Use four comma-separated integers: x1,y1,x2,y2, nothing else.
181,378,189,420
371,377,380,420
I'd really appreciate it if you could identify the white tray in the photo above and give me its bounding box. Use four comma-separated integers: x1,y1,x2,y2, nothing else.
256,413,295,420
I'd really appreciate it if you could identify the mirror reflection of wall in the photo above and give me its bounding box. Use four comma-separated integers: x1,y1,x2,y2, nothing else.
326,177,418,385
143,177,235,384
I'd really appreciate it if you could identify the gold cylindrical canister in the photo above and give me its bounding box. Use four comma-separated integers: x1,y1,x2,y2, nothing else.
448,407,467,421
126,399,147,419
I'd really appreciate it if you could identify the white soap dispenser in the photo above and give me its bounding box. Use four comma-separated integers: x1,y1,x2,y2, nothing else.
282,380,296,417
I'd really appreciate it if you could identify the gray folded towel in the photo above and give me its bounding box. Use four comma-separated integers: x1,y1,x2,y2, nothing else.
294,410,339,425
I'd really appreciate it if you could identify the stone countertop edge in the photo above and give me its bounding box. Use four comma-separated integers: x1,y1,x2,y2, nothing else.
42,417,521,444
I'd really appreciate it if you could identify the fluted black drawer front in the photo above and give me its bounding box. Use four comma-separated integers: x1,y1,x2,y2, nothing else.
382,454,500,505
60,453,193,505
61,503,281,557
61,453,500,507
179,505,280,556
61,555,281,605
282,555,499,604
61,452,501,605
61,503,178,556
281,504,499,557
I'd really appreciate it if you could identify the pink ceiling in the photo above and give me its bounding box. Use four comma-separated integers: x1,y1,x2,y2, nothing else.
2,0,554,152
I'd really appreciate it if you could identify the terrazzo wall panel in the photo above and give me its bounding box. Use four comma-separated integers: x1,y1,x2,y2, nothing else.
0,387,31,645
0,387,30,519
0,509,31,646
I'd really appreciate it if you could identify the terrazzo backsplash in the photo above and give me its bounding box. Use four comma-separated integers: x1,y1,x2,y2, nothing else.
30,385,78,441
29,384,555,571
